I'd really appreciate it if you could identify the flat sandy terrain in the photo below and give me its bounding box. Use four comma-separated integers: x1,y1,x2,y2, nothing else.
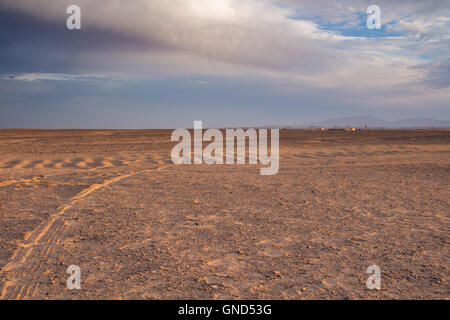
0,129,448,299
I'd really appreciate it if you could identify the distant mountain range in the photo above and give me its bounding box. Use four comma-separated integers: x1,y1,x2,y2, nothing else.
291,116,450,129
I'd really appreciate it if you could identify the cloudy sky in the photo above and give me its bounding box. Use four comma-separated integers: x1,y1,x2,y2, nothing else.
0,0,449,128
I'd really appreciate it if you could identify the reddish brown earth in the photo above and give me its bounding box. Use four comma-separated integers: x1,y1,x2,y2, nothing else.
0,129,448,299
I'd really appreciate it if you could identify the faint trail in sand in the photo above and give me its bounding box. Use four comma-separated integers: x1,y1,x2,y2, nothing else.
0,179,25,187
0,155,139,188
0,176,48,187
0,162,173,300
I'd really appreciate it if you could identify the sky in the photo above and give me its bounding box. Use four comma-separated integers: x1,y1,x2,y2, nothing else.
0,0,449,128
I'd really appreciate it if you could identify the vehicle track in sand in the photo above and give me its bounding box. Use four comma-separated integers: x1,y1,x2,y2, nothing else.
0,161,173,300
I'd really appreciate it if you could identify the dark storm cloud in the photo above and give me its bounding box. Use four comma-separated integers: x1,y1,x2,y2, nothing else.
0,1,341,75
0,8,159,74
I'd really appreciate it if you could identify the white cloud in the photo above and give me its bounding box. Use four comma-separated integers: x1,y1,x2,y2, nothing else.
0,0,448,92
4,73,108,82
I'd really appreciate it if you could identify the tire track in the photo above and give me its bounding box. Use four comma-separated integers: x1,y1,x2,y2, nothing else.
0,162,173,300
0,154,166,187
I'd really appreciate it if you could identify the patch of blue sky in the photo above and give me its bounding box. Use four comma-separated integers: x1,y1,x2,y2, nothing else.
289,12,405,39
416,54,436,62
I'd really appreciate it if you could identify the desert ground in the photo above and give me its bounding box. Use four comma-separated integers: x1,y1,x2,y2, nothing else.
0,129,448,299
